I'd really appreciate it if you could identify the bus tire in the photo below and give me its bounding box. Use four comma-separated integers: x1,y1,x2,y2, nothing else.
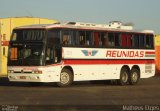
57,68,73,87
118,68,129,85
129,68,140,85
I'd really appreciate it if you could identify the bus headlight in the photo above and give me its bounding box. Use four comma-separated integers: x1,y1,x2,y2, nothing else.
8,70,14,73
32,70,43,74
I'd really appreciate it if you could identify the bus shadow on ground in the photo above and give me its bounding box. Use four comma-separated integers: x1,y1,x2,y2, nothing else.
0,77,117,87
0,76,159,87
0,77,30,87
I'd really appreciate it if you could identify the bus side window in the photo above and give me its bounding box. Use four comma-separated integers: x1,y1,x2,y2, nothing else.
107,33,114,47
46,47,61,64
48,29,60,46
94,32,106,47
121,33,127,47
115,33,120,47
127,34,132,47
63,35,69,45
132,34,139,48
99,32,106,47
94,32,99,47
139,34,145,48
79,31,85,45
121,33,132,48
73,31,79,46
145,34,154,48
72,30,77,46
150,35,154,48
79,31,93,46
98,33,102,46
62,30,72,46
85,31,92,46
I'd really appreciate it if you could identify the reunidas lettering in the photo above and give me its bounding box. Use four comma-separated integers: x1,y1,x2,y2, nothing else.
106,50,144,58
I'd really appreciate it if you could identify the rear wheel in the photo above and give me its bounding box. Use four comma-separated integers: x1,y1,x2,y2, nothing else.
57,68,73,87
129,68,140,85
118,68,129,85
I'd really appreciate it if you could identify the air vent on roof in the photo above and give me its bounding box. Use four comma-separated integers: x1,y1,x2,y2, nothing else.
141,30,154,33
108,21,133,30
66,21,133,30
67,22,109,28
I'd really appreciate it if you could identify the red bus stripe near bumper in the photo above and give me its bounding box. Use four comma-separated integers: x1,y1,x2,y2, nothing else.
63,59,155,65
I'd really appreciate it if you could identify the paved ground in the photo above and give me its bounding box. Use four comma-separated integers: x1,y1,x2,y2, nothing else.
0,76,160,111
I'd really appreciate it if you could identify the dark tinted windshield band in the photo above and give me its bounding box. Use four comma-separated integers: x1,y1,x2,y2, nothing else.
11,29,46,42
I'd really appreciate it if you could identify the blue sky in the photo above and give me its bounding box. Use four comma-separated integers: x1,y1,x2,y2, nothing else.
0,0,160,33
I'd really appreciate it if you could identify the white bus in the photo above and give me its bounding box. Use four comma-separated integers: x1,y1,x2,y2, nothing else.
7,21,155,87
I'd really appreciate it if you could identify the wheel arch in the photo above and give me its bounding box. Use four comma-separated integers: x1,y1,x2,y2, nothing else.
62,66,74,76
121,65,130,74
57,66,74,87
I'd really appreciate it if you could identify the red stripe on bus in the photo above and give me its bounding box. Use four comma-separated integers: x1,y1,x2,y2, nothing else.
145,52,155,54
63,59,155,65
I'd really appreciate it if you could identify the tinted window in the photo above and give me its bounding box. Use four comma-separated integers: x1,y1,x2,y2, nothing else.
11,29,46,42
132,34,139,48
139,34,145,48
119,33,133,48
115,33,120,47
8,44,45,66
47,29,60,46
145,34,154,49
107,33,115,47
93,32,106,47
78,31,93,46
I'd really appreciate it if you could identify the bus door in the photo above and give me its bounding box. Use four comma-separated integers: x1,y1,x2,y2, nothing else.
45,45,62,65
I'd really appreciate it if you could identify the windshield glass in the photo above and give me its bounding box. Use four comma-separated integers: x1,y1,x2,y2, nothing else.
8,43,45,66
11,29,46,42
8,28,63,66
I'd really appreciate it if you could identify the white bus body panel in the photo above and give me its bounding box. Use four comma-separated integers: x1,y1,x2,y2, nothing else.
8,47,155,82
8,65,61,82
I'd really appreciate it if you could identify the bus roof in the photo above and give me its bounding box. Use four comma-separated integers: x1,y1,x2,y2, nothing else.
14,22,154,34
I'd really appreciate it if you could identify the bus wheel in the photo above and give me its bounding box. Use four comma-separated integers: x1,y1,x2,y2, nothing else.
129,68,140,85
57,68,73,87
118,68,129,85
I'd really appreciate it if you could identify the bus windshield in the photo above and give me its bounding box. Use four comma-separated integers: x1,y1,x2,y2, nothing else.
8,28,62,66
8,43,45,66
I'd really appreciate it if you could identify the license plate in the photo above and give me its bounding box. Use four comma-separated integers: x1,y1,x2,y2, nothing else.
20,76,26,79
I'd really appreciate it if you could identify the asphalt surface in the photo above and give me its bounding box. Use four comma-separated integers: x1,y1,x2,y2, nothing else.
0,76,160,111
